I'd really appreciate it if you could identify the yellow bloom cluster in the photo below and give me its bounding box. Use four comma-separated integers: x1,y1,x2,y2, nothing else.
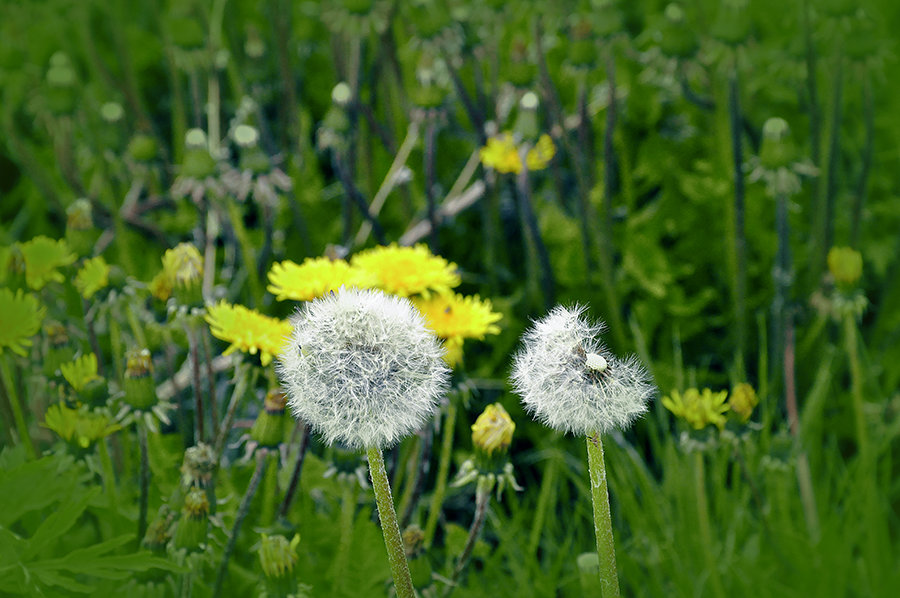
18,236,77,290
60,354,101,391
43,403,120,449
662,388,729,430
663,384,759,430
0,288,46,357
479,133,556,174
74,256,110,300
413,293,502,366
205,301,292,366
267,256,371,301
351,244,460,298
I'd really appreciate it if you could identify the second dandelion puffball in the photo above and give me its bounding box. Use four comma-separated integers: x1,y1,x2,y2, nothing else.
511,305,655,436
278,287,449,450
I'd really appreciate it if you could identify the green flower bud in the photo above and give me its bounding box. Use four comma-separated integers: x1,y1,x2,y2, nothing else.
403,525,432,588
827,246,863,288
759,118,796,170
162,243,204,307
659,4,698,59
123,348,157,411
471,403,515,472
65,199,98,258
181,443,217,488
143,506,175,554
729,383,758,423
712,0,750,46
128,134,159,162
259,533,301,597
173,488,210,550
251,390,288,448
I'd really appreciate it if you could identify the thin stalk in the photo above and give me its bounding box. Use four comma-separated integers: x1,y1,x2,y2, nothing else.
527,452,559,556
424,401,458,547
138,422,150,543
214,364,254,462
850,71,874,248
424,116,440,253
259,451,279,526
396,434,422,522
278,421,311,518
515,147,556,309
0,355,36,459
586,433,620,598
727,58,747,378
201,331,218,434
402,424,434,528
213,449,269,598
693,451,725,598
187,324,204,444
843,314,869,459
331,482,357,594
225,201,263,302
366,445,416,598
445,477,491,597
82,298,105,378
98,437,118,511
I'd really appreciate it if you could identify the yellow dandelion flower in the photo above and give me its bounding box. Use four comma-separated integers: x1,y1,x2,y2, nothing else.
0,288,46,357
43,403,120,449
413,293,502,340
60,353,101,391
471,403,515,457
267,257,372,302
661,387,729,430
827,246,862,287
729,383,758,423
74,256,110,299
162,243,204,286
205,301,292,366
18,236,77,290
525,134,556,171
351,244,460,298
479,133,522,174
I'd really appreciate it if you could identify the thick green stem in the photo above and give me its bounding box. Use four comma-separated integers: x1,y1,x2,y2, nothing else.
137,422,150,543
0,356,35,459
586,433,620,598
693,451,725,598
213,449,268,598
367,445,417,598
424,401,457,547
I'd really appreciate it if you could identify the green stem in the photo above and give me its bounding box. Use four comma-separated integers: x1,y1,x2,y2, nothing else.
727,58,747,378
98,437,118,511
424,401,457,547
843,314,869,460
445,477,491,597
138,422,150,543
366,445,417,598
693,451,725,598
213,449,269,598
527,452,558,556
586,433,620,598
331,481,357,594
0,355,36,459
278,421,311,519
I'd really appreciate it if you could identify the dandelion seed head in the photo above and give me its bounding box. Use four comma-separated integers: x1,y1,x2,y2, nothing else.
278,287,449,450
510,305,655,436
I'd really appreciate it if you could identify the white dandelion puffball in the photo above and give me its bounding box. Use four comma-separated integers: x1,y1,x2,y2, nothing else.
277,287,449,450
510,305,655,436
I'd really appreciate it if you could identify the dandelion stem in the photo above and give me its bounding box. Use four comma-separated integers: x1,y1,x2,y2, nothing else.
213,448,268,598
278,420,311,519
445,477,491,597
214,363,254,463
843,314,869,460
366,445,417,598
515,147,556,309
200,331,218,434
727,57,748,378
693,451,725,598
137,421,150,543
0,355,35,459
401,424,434,529
586,433,620,598
187,324,204,444
851,71,874,248
423,401,457,547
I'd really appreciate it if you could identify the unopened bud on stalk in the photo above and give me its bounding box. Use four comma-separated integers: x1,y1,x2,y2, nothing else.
259,533,302,597
162,243,204,307
759,117,796,170
514,92,540,141
123,348,157,411
142,506,174,553
128,134,159,162
181,129,217,178
173,488,210,551
659,4,698,59
827,247,863,289
65,199,98,257
471,403,515,469
402,525,432,588
712,0,750,46
729,383,758,423
181,443,217,488
251,389,288,448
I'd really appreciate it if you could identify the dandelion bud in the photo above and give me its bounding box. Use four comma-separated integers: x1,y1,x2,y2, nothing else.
123,348,157,411
403,525,432,588
711,0,750,46
514,92,540,141
827,246,863,288
658,4,698,59
510,305,654,436
142,506,174,553
173,488,210,551
181,443,217,488
128,134,159,162
259,533,300,596
251,389,288,448
278,287,449,450
181,130,217,179
471,403,515,469
759,117,796,170
729,383,758,423
162,243,204,307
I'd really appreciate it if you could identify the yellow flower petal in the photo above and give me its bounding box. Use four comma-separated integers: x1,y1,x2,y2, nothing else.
205,301,292,366
351,244,460,298
267,257,371,302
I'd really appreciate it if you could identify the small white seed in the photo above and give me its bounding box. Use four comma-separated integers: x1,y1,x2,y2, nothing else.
586,352,608,373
